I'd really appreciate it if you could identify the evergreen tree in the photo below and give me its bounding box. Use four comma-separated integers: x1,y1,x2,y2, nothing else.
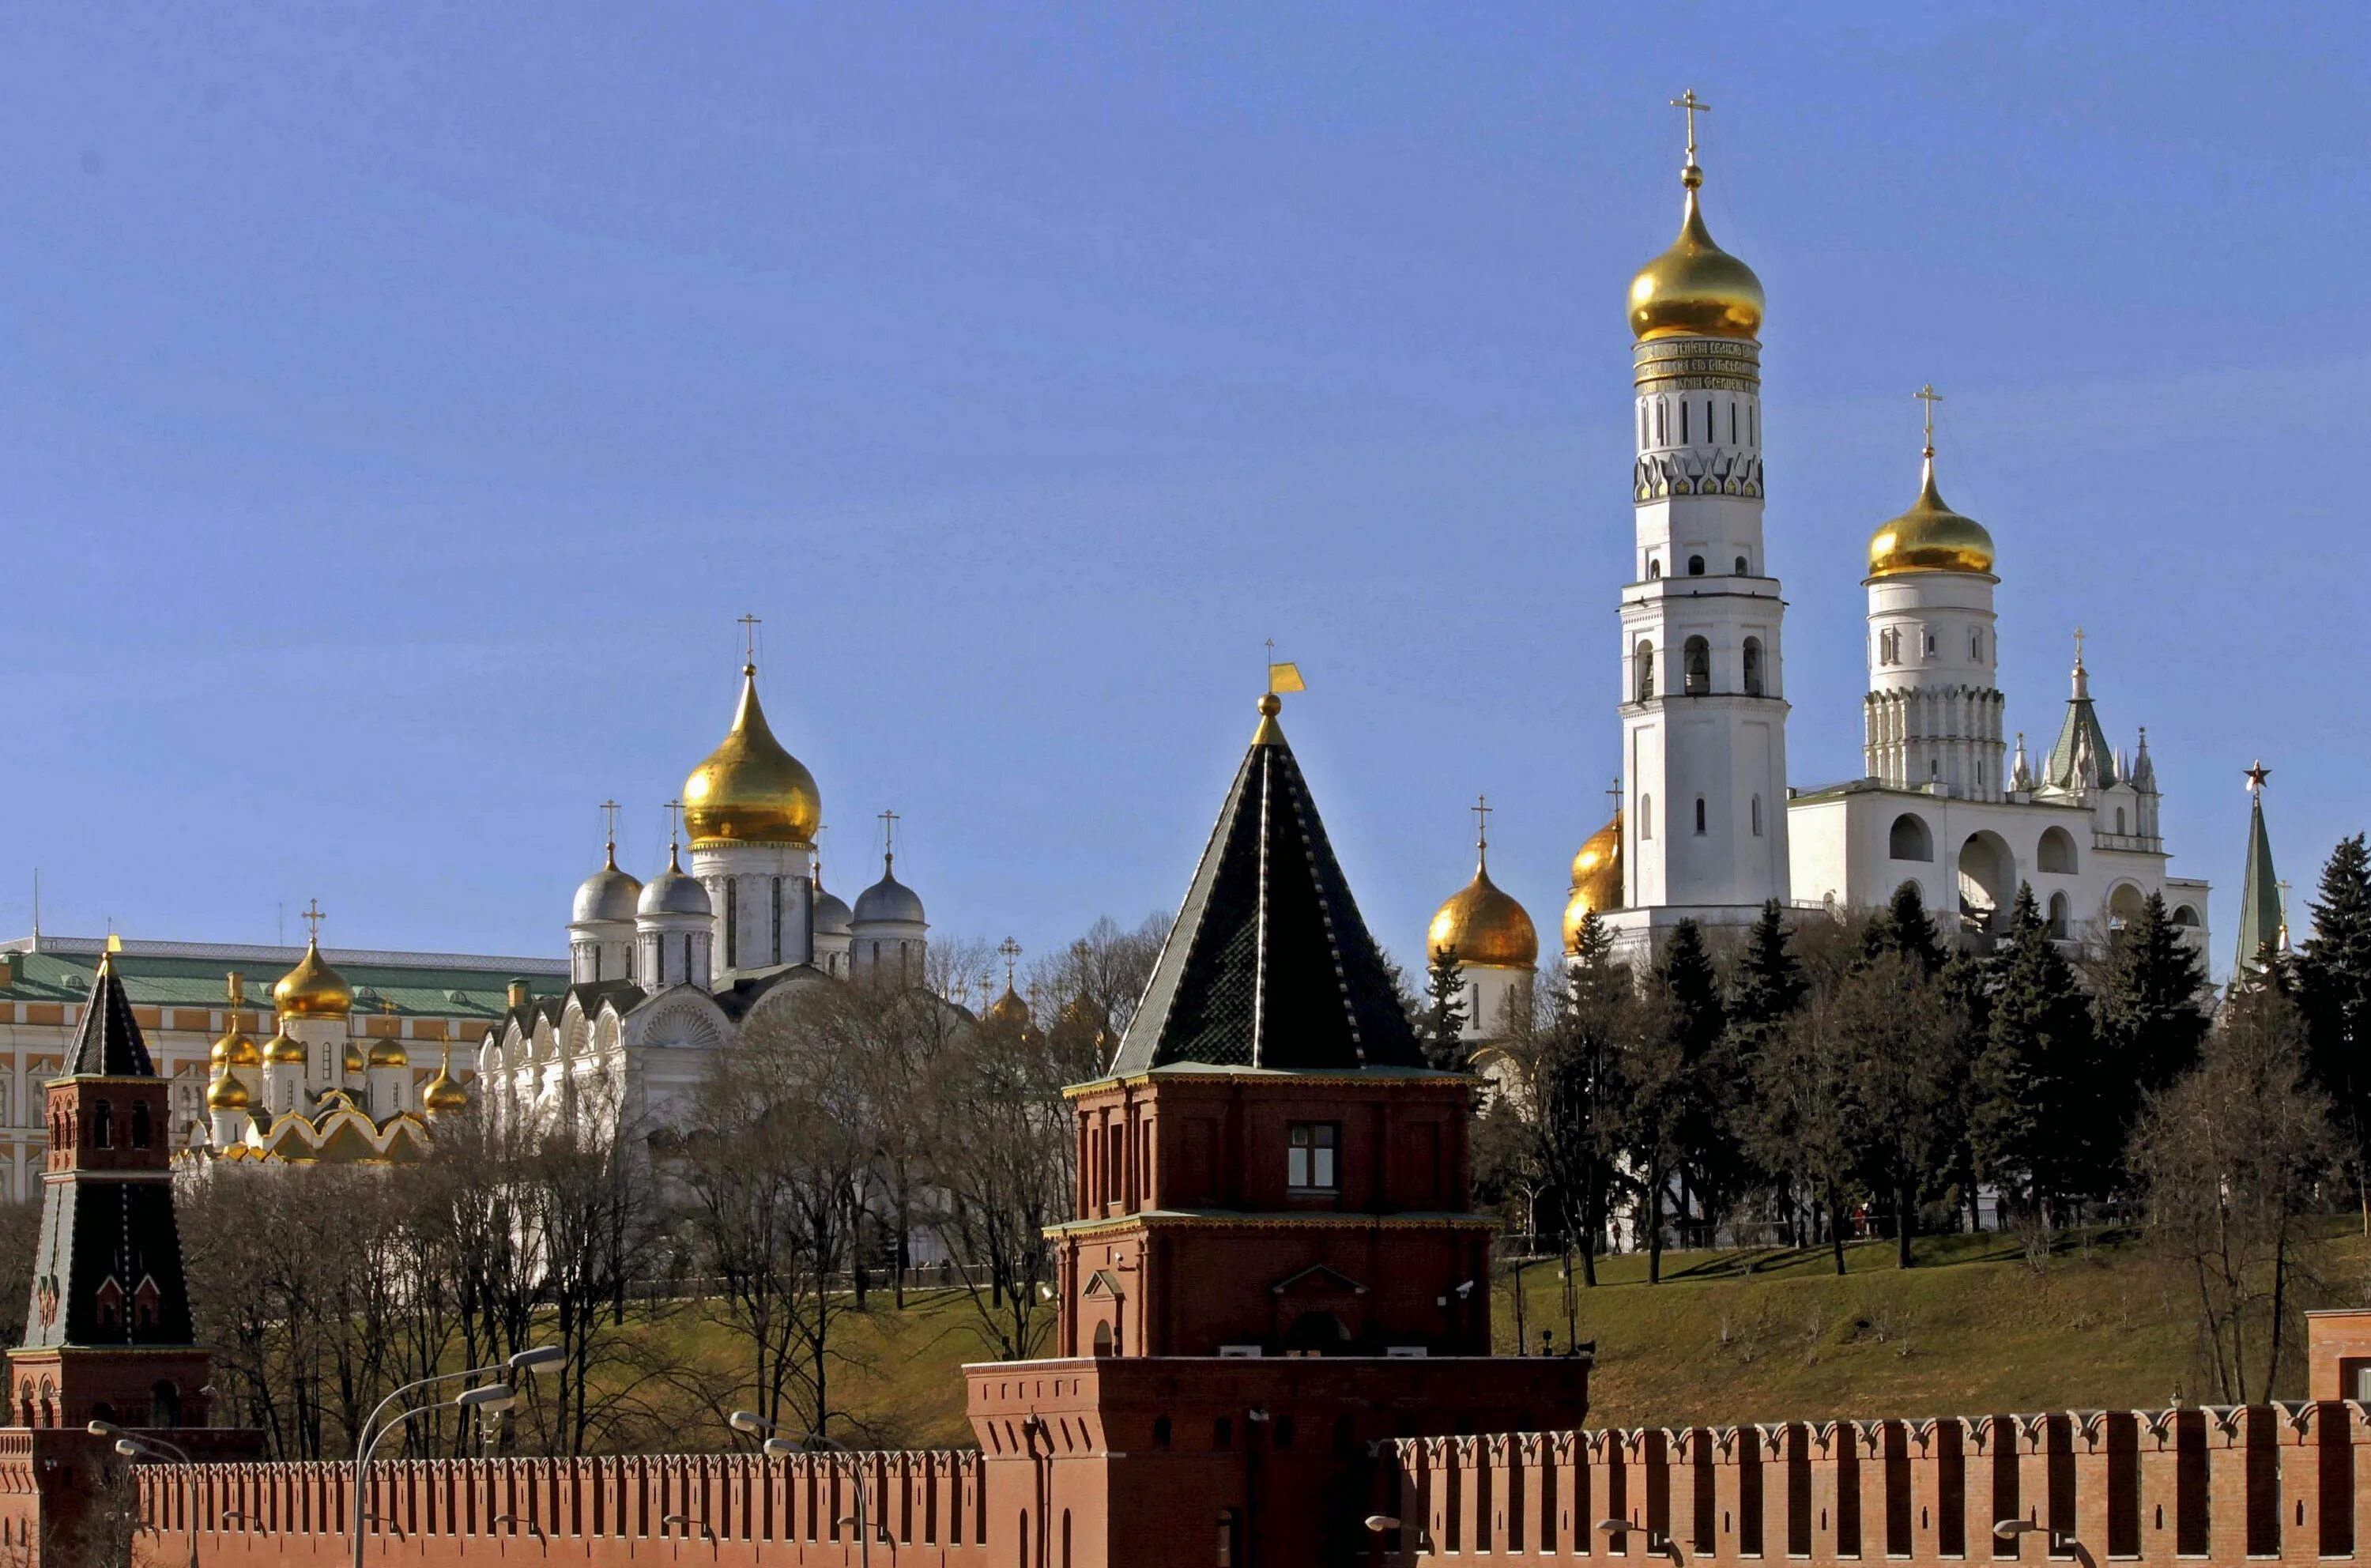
1936,947,1996,1230
1970,884,2097,1219
1618,921,1728,1281
1726,901,1808,1241
1422,947,1468,1071
2298,835,2371,1192
1561,909,1627,1287
1860,880,1944,977
2094,891,2211,1141
1841,950,1970,1268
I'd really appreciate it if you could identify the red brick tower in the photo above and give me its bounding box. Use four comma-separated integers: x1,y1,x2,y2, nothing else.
969,694,1589,1567
8,954,213,1431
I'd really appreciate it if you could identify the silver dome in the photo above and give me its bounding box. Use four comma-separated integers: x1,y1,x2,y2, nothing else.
638,861,712,920
812,888,854,937
572,861,643,925
853,856,926,927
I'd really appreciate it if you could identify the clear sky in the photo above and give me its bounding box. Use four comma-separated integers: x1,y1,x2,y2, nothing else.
1,5,2360,979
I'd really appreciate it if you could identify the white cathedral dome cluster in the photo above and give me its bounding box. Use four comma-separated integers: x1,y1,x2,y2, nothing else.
1428,95,2211,1046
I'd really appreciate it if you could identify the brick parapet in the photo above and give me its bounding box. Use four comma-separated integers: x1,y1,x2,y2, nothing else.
1374,1402,2371,1563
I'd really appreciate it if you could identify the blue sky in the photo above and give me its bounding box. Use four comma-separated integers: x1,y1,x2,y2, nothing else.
0,4,2359,978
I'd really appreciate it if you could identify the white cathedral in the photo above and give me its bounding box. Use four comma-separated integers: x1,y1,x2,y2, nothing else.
476,656,933,1142
1428,102,2209,1027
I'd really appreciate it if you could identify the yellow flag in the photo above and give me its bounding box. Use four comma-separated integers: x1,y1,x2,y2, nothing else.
1268,662,1306,694
105,933,123,954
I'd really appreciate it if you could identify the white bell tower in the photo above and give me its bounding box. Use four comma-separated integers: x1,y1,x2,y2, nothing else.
1609,93,1791,947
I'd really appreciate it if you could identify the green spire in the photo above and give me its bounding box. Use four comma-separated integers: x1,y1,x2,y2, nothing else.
2043,632,2117,793
2234,762,2282,978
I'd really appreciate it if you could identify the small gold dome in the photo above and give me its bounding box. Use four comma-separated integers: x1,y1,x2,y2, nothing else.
1868,458,1994,578
1562,809,1624,955
1428,853,1539,971
205,1071,251,1112
341,1041,365,1076
422,1051,469,1114
368,1038,409,1069
211,1025,262,1070
984,985,1032,1030
1629,175,1763,343
682,664,821,849
273,937,353,1019
264,1029,305,1064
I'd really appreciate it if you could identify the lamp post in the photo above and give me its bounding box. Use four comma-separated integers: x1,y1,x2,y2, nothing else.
1995,1517,2085,1559
741,1421,877,1568
351,1382,518,1568
1597,1517,1686,1562
92,1423,196,1568
348,1348,556,1568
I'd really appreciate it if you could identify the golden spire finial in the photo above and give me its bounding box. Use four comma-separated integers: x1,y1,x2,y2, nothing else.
1670,89,1711,187
998,936,1022,991
1471,793,1493,869
1915,383,1943,462
600,799,622,866
737,612,762,674
301,899,326,944
2073,625,2086,669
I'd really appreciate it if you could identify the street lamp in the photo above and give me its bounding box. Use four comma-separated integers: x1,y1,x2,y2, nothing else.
91,1422,197,1568
351,1381,519,1568
1596,1517,1686,1562
759,1431,880,1568
1995,1518,2076,1552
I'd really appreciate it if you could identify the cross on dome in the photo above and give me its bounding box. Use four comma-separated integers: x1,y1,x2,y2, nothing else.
1471,793,1492,854
1916,383,1943,458
1669,89,1710,161
300,900,326,941
737,612,762,669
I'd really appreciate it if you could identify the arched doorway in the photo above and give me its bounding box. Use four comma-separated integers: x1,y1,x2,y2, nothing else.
1958,831,2016,938
1284,1311,1351,1356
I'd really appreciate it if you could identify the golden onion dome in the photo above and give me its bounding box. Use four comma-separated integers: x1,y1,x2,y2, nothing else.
367,1038,409,1069
1427,847,1539,971
1562,809,1625,955
273,937,353,1019
205,1071,252,1113
1868,454,1995,578
984,985,1033,1031
264,1028,305,1064
341,1040,365,1076
211,1024,262,1071
422,1050,469,1114
682,664,821,849
1628,167,1763,343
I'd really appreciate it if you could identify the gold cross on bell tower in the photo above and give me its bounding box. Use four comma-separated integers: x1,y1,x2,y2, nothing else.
1915,384,1943,458
301,899,326,942
1669,89,1710,161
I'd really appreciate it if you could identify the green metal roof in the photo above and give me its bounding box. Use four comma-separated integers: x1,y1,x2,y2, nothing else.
0,942,567,1020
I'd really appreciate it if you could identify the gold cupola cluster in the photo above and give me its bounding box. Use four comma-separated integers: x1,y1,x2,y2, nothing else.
1562,808,1624,956
1628,96,1763,344
272,937,353,1018
1427,829,1539,971
681,663,821,849
1868,449,1996,579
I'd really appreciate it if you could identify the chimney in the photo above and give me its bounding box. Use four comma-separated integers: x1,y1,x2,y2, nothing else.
507,978,530,1009
0,952,17,989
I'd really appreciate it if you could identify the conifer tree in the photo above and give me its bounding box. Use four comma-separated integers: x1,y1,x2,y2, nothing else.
1860,880,1944,977
1560,909,1628,1287
2094,891,2210,1154
1619,921,1726,1281
1970,884,2097,1220
1423,947,1468,1071
1726,901,1807,1240
2298,835,2371,1194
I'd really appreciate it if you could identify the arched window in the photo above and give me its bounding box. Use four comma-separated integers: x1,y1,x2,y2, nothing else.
1694,797,1707,835
1063,1511,1072,1568
1923,630,1936,657
2047,891,2071,940
1743,637,1765,696
1640,795,1654,840
1216,1510,1238,1568
1656,400,1666,445
2173,905,2201,928
92,1102,111,1149
1751,794,1763,836
1635,642,1655,703
1681,401,1689,443
2037,826,2079,874
1735,554,1749,575
1683,635,1710,695
1647,559,1662,580
1687,555,1705,576
2115,807,2126,834
1889,814,1933,862
130,1101,149,1150
1971,628,1985,662
1878,628,1900,666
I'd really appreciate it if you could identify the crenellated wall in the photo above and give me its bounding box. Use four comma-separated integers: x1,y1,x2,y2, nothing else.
123,1449,990,1568
1374,1403,2371,1564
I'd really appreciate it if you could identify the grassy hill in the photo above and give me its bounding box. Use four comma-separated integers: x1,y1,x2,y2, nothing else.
656,1225,2368,1452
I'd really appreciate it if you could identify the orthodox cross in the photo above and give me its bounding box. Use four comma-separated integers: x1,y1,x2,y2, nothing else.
600,799,621,852
879,808,899,861
1607,776,1624,816
737,612,762,666
663,798,684,848
2073,626,2086,667
998,936,1022,990
1915,384,1943,457
1669,89,1710,160
1471,794,1492,853
301,899,326,941
2245,760,2271,795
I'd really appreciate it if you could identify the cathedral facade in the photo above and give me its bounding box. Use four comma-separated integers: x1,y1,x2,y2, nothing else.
1433,104,2209,1018
476,656,932,1148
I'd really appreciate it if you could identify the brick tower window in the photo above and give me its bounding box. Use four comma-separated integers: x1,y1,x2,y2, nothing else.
1287,1124,1337,1190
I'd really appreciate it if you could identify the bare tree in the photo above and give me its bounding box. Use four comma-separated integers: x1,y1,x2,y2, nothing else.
2130,983,2339,1402
929,997,1071,1359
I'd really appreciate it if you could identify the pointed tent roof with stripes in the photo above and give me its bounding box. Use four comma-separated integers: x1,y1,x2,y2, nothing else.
2234,767,2282,976
64,953,155,1078
1106,694,1425,1077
